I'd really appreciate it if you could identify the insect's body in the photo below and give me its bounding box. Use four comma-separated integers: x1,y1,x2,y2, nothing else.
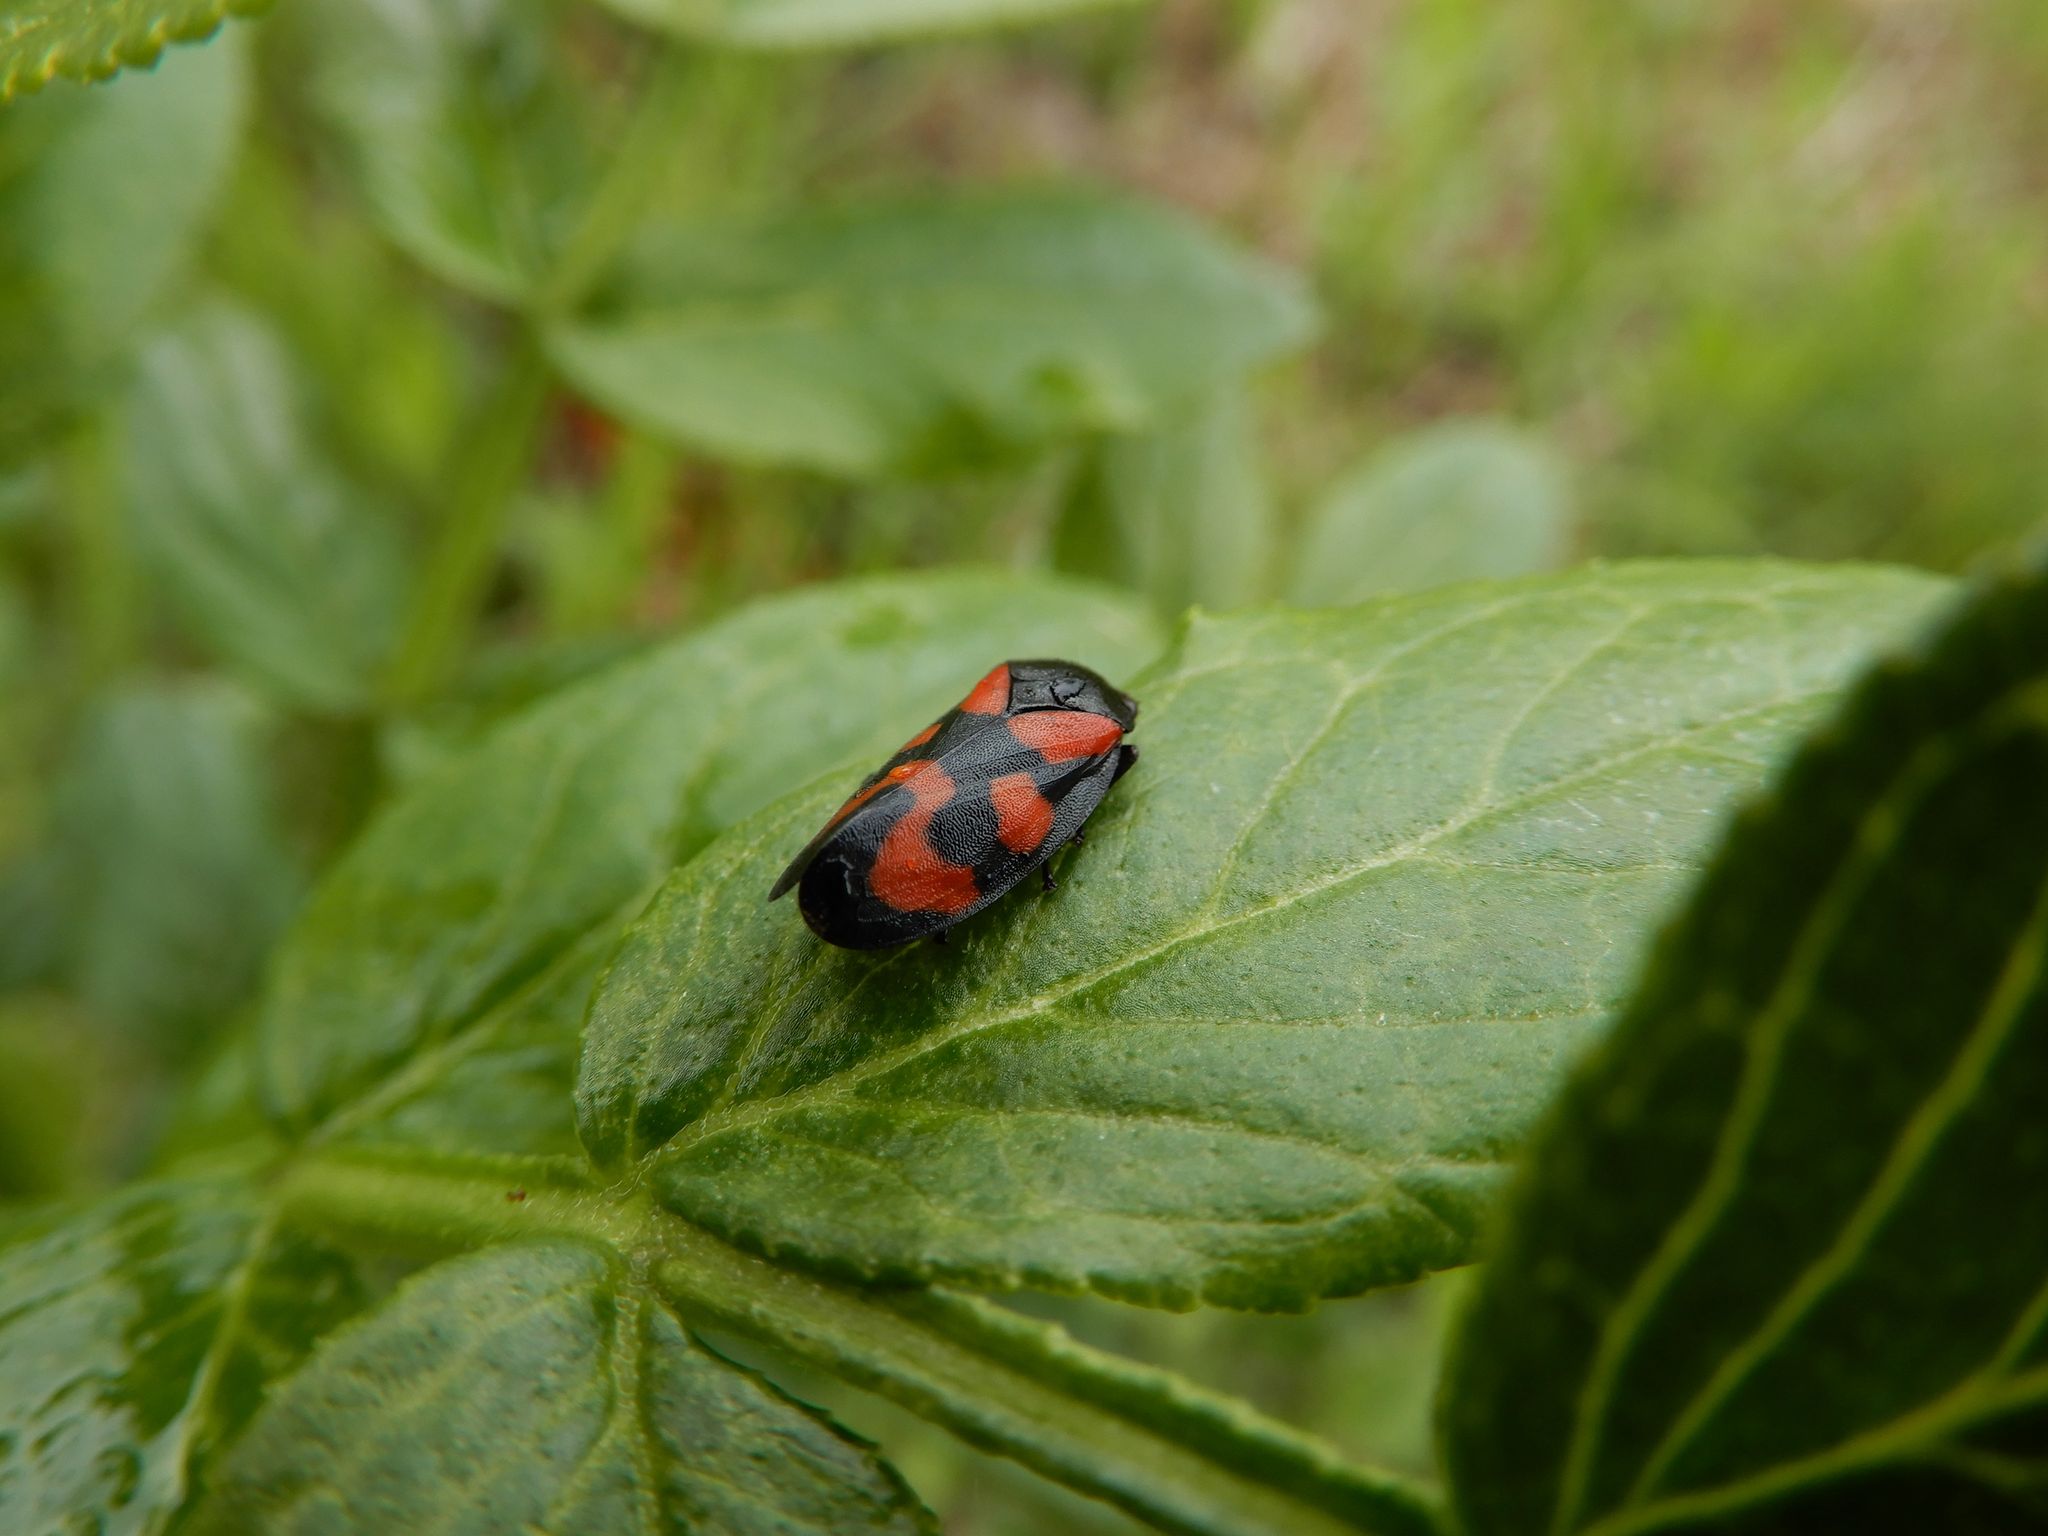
770,660,1138,949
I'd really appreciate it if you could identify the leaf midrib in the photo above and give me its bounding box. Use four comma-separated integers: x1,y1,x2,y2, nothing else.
1622,789,2048,1506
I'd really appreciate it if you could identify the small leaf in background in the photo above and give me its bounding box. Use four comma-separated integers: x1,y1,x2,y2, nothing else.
1054,382,1276,615
598,0,1145,49
0,0,262,101
188,1242,933,1535
577,562,1946,1311
55,680,302,1058
547,191,1315,478
1288,419,1575,605
0,32,246,456
1442,563,2048,1534
257,572,1161,1149
302,0,594,304
122,305,410,714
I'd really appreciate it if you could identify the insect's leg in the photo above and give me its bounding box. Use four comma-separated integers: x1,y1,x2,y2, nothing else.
1110,743,1139,782
1041,863,1058,894
1069,828,1086,846
929,928,950,946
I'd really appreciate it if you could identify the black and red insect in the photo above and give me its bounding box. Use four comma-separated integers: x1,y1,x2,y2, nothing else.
769,660,1139,949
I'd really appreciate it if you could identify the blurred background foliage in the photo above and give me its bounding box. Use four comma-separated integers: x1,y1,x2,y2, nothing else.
2,0,2045,1526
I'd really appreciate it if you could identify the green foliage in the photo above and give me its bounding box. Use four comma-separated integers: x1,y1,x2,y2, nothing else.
1288,421,1574,605
0,1169,361,1536
1443,559,2048,1534
0,35,246,458
53,680,301,1047
576,563,1942,1309
187,1241,934,1535
597,0,1146,49
6,0,2046,1531
258,572,1161,1146
301,0,593,306
122,306,410,713
0,0,260,99
548,193,1314,476
1054,384,1276,615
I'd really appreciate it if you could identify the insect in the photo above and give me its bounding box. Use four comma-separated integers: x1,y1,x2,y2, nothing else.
769,659,1139,950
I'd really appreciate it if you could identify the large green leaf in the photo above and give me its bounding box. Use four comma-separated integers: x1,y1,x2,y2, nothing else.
1287,420,1575,605
55,680,302,1050
122,306,409,714
1442,563,2048,1535
258,572,1161,1145
576,562,1949,1310
595,0,1145,48
0,0,259,100
302,0,591,304
0,1171,362,1536
546,191,1315,478
187,1241,931,1535
0,34,246,457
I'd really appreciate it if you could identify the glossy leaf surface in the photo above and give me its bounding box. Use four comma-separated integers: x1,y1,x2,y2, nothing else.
187,1241,931,1535
579,562,1949,1309
0,1173,360,1536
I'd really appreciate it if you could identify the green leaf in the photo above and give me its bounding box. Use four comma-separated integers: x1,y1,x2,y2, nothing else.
0,0,261,100
1288,420,1576,605
55,679,302,1050
186,1240,932,1535
594,0,1144,49
546,191,1315,478
0,1171,362,1535
122,305,409,714
577,562,1949,1310
273,1153,1447,1536
258,571,1162,1149
1055,382,1277,614
1441,563,2048,1535
0,34,246,457
302,0,593,304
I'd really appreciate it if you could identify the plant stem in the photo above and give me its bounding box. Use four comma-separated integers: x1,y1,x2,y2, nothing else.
275,1150,1447,1536
383,41,702,706
61,418,138,687
382,332,551,707
539,43,697,318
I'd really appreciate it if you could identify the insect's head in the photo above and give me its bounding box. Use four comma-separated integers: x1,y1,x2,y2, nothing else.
1004,659,1139,731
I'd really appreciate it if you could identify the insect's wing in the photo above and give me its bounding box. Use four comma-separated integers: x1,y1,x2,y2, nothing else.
794,716,1126,949
767,709,960,901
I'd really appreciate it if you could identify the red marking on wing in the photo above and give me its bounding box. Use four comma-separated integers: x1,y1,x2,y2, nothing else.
1008,711,1123,763
870,765,979,915
960,663,1011,716
900,721,941,752
827,759,926,830
989,772,1055,855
